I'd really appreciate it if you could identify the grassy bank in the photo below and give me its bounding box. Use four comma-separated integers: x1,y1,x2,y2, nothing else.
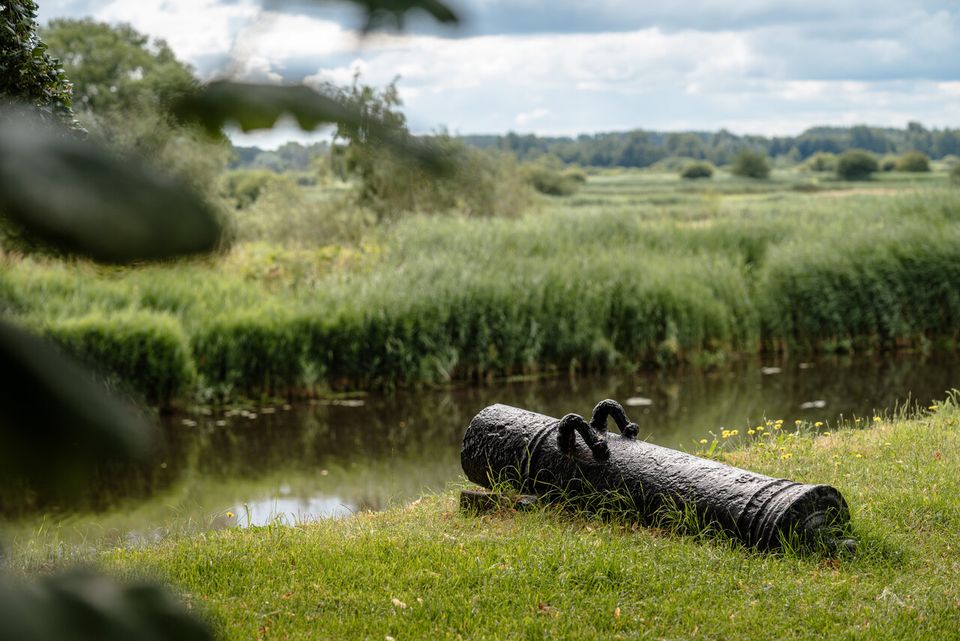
101,400,960,640
2,171,959,401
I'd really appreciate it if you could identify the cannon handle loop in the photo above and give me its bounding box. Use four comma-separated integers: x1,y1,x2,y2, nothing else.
590,399,640,440
557,414,610,461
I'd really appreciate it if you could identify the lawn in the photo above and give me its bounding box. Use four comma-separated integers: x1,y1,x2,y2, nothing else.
104,398,960,640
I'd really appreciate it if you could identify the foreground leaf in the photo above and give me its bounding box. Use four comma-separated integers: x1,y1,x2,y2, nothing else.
349,0,459,31
175,82,453,173
0,108,222,263
0,570,211,641
0,319,156,491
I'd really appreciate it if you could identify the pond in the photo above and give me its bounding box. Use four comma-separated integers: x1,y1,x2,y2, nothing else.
6,352,959,558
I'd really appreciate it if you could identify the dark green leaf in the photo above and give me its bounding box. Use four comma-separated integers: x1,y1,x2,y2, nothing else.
0,570,212,641
176,82,453,173
0,108,221,263
0,319,157,491
351,0,460,32
268,0,460,32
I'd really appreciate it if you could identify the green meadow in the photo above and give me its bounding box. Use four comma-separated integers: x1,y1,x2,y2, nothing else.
100,401,960,641
1,168,957,402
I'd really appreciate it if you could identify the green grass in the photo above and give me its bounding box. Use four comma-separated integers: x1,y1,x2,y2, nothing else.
97,400,960,640
2,169,959,400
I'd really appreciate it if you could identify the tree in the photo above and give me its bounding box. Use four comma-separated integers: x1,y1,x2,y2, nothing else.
42,19,228,196
730,149,770,179
0,1,79,129
836,149,879,180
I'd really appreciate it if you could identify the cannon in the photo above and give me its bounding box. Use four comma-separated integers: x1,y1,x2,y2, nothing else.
460,400,854,553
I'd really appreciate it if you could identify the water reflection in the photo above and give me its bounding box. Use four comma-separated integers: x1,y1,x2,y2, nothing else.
157,353,960,530
231,496,357,527
6,353,960,554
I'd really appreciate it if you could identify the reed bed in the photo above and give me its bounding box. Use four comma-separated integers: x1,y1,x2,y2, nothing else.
2,174,957,400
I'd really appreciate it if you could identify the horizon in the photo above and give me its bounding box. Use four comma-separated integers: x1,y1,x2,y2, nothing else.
36,1,960,149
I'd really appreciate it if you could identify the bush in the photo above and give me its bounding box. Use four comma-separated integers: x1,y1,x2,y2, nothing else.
730,150,770,179
41,311,194,405
523,165,582,196
879,155,898,172
804,152,836,172
951,162,960,186
836,149,878,180
220,169,282,209
680,162,714,179
562,167,588,183
895,151,931,173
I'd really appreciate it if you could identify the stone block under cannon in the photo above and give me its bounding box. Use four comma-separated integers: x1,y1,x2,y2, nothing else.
460,400,854,553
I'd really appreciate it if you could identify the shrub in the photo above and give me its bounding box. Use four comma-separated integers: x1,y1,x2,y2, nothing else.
191,309,317,395
836,149,878,180
951,162,960,186
523,165,582,196
879,155,898,172
680,162,714,179
41,311,194,405
730,150,770,179
895,151,931,173
804,152,836,172
562,167,589,183
219,169,283,209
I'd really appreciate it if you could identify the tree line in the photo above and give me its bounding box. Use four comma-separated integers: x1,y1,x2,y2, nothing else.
463,122,960,168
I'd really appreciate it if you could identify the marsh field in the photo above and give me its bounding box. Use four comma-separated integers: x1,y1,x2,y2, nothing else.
6,161,960,640
3,166,959,402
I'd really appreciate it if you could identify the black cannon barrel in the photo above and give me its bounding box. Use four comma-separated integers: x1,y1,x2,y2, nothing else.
461,401,853,552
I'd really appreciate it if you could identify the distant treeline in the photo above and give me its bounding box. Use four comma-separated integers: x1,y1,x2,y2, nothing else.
231,141,330,172
462,122,960,168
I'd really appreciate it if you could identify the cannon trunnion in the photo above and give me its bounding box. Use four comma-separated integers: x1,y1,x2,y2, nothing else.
460,401,853,553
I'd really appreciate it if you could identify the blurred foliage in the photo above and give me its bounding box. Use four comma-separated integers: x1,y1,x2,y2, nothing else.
0,108,222,262
234,175,374,245
895,151,931,173
836,149,879,180
330,77,528,220
0,0,459,639
42,19,231,198
0,1,80,129
350,0,458,32
951,162,960,186
803,152,836,172
220,169,283,209
879,154,898,172
0,318,156,493
730,150,770,179
0,570,211,641
680,161,714,180
522,163,584,196
230,141,330,173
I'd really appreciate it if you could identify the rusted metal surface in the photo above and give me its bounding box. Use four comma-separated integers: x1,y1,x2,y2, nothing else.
461,400,853,553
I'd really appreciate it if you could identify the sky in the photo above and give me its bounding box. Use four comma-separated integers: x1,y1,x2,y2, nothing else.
36,0,960,148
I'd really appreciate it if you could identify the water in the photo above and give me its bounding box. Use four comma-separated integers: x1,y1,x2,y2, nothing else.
6,353,960,555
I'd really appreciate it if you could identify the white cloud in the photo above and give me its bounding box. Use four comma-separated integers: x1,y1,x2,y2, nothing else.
34,1,960,139
93,0,261,71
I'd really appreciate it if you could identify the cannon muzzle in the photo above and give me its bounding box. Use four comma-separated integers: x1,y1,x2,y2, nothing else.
460,401,853,553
